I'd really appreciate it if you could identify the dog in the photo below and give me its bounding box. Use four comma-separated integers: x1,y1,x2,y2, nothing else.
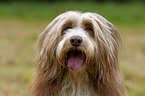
31,11,126,96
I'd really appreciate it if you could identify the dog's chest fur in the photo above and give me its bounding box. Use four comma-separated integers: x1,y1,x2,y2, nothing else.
59,71,95,96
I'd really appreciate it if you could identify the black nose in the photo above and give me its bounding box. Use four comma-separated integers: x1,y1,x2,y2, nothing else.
70,36,83,47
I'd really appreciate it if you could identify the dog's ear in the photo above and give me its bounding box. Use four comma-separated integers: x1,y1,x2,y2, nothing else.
90,13,121,63
89,13,125,96
90,13,121,73
32,13,67,96
95,13,121,66
36,14,66,51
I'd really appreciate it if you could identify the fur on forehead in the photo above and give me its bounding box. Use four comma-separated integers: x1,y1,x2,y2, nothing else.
60,11,96,26
56,11,113,31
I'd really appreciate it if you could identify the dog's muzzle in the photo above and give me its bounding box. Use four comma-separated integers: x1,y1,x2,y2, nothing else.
66,36,85,71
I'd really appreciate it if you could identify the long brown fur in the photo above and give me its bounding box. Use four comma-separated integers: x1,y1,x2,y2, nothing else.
30,11,127,96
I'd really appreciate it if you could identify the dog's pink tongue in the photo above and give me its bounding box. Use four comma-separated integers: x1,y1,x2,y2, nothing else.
68,56,83,71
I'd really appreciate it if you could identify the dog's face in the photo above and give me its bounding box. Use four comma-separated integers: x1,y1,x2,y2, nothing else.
37,11,120,72
56,12,97,71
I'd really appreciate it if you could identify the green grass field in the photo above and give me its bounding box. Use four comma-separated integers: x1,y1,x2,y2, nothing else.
0,2,145,96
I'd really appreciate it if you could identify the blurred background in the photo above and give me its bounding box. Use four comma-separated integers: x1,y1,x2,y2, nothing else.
0,0,145,96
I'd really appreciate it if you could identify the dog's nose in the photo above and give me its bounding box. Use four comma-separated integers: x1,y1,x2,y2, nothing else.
70,36,82,47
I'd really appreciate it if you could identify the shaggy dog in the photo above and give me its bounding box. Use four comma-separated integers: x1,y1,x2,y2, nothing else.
31,11,126,96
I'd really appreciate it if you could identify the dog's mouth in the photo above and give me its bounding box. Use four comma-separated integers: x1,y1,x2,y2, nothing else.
66,49,86,71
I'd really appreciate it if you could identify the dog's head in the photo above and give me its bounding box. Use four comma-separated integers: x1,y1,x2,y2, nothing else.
32,11,127,96
36,11,120,74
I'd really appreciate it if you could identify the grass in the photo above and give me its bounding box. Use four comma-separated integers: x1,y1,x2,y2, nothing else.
0,2,145,25
119,26,145,96
0,2,145,96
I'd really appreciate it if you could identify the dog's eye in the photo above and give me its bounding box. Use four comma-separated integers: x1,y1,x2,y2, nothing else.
85,26,93,32
62,26,72,36
84,26,94,37
64,26,72,30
